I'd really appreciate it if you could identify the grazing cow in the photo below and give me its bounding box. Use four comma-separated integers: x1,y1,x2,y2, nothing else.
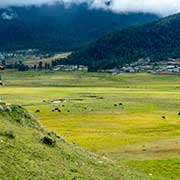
58,110,61,112
178,112,180,116
114,104,117,107
67,110,70,113
55,108,59,111
162,116,166,119
52,109,55,112
36,110,40,113
62,105,65,107
119,103,123,106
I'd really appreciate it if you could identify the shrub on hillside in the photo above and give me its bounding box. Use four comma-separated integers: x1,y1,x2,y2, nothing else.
0,131,15,139
41,136,56,147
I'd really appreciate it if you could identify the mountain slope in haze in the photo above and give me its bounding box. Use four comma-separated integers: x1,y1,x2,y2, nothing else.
65,13,180,71
0,3,158,51
0,103,148,179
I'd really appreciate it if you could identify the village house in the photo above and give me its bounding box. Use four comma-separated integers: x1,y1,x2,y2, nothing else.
0,65,5,70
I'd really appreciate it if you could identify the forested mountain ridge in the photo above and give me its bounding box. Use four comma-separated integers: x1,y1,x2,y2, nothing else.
64,13,180,71
0,3,158,51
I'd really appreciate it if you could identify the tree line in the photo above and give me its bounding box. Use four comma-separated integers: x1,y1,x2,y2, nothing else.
3,61,52,71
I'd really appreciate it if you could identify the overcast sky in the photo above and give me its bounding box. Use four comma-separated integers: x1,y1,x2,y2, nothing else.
0,0,180,16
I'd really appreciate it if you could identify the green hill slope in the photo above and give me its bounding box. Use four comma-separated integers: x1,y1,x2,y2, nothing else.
0,103,147,180
64,13,180,71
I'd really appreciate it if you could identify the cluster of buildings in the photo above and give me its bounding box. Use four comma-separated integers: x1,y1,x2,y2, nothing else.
122,58,180,74
53,65,88,72
0,49,51,63
0,49,38,60
102,58,180,75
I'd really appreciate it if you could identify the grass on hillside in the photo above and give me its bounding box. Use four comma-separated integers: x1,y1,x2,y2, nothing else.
24,52,71,67
1,103,148,180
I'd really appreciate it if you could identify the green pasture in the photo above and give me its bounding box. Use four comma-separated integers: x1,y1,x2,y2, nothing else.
0,70,180,179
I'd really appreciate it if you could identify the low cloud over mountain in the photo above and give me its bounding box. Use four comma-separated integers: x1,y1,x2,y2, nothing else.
0,0,180,16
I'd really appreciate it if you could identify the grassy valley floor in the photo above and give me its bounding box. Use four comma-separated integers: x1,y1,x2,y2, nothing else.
0,70,180,179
